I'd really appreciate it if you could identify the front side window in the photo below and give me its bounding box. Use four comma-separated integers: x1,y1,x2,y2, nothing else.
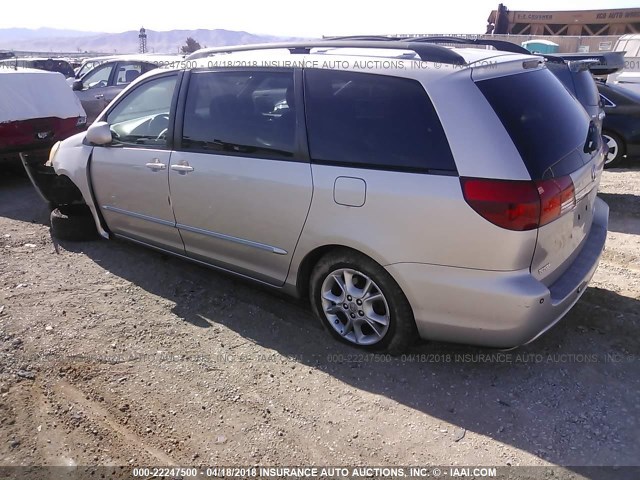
106,74,178,146
303,69,456,173
82,64,113,90
181,70,296,159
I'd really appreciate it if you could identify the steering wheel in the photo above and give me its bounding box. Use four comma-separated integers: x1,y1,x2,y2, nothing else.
88,79,108,89
156,128,168,141
148,114,170,140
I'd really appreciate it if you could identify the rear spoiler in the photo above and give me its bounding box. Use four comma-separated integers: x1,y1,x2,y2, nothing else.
544,51,625,75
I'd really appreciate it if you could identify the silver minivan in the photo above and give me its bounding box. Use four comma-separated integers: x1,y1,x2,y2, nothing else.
34,40,609,353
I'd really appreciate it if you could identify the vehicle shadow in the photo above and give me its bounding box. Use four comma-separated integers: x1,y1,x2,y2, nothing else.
598,193,640,235
62,237,640,475
0,170,50,226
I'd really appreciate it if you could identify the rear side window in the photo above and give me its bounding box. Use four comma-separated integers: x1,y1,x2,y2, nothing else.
477,69,591,179
304,69,456,173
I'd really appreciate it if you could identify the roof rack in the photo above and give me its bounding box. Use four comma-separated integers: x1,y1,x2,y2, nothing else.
400,36,530,55
186,40,467,65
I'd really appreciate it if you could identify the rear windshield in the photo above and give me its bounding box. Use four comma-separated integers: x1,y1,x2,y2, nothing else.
477,68,592,179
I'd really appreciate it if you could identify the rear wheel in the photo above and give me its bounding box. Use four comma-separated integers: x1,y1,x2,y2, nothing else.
309,249,416,353
603,132,625,168
50,205,98,241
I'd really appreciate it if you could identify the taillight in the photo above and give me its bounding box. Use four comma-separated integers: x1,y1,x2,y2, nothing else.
536,177,575,227
461,176,575,231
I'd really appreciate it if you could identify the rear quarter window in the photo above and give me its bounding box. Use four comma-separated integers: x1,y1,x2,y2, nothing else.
476,68,591,179
303,69,456,173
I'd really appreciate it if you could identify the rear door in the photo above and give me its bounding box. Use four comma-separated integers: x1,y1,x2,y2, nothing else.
477,68,605,286
169,69,312,285
90,72,184,252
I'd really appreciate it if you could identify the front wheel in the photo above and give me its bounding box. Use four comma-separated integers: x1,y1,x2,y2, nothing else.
603,132,625,168
309,249,416,353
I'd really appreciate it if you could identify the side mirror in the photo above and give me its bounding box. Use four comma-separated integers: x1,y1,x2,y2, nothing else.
72,79,83,91
86,122,113,145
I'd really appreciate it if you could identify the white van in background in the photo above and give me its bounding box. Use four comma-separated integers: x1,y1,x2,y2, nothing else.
608,34,640,92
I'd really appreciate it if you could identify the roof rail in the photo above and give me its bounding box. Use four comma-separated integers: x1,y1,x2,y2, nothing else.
401,36,530,55
323,35,396,41
185,40,467,65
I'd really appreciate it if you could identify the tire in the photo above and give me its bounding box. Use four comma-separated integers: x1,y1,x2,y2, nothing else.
603,132,625,168
50,205,98,241
309,249,417,353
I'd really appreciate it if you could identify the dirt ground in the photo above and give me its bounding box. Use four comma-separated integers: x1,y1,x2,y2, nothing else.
0,164,638,477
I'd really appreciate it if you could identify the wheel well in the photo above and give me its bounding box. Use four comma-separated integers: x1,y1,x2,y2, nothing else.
295,245,384,299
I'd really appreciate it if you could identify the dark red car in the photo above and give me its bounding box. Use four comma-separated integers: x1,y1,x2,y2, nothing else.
0,68,86,162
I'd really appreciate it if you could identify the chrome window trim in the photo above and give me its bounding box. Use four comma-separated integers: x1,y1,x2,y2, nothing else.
599,93,616,108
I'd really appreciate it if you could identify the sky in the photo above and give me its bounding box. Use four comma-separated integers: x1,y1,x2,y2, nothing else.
1,0,638,37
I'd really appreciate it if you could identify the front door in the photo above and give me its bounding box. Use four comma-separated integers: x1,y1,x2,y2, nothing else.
75,62,115,123
90,73,184,252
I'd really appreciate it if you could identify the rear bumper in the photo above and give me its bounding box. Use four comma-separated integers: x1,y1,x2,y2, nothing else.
386,197,609,348
0,117,83,157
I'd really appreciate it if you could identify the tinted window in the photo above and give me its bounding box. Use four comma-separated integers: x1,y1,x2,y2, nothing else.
573,70,599,107
600,83,640,105
477,69,591,179
181,70,295,159
106,74,177,146
304,69,455,173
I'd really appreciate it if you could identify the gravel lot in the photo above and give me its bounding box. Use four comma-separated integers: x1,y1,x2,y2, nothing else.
0,165,638,478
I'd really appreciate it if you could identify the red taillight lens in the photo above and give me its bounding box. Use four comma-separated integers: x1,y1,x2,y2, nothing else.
536,177,576,227
461,176,575,231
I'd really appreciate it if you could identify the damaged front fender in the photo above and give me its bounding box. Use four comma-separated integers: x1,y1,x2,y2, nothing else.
22,132,109,239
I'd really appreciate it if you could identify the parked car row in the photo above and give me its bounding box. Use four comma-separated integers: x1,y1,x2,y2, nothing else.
25,39,609,353
69,54,183,123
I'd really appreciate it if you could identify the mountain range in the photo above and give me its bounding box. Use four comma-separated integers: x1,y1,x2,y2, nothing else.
0,28,308,54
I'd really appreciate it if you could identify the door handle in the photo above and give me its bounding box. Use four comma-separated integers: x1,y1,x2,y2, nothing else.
95,94,105,100
170,163,194,174
145,159,166,171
